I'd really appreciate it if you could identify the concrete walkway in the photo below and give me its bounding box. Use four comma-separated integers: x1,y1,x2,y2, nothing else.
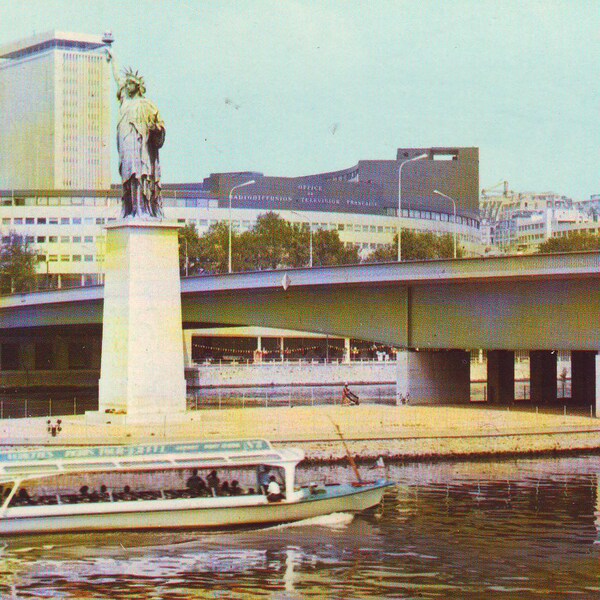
2,405,600,462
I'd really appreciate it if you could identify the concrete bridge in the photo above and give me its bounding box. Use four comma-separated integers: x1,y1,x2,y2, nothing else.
1,251,599,407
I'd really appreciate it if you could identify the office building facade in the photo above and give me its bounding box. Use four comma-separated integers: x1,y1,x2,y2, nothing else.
0,31,110,190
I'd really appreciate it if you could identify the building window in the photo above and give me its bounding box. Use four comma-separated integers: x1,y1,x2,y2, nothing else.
84,255,94,262
72,255,82,262
49,218,58,225
37,218,46,224
13,218,23,225
61,218,70,225
73,236,81,243
72,217,82,225
37,236,46,243
26,218,35,224
84,236,93,243
61,236,70,243
49,236,58,243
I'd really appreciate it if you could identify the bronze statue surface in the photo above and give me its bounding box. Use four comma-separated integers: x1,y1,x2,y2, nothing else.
107,50,165,219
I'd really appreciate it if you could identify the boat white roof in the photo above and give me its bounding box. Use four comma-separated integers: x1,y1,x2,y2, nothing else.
0,440,304,482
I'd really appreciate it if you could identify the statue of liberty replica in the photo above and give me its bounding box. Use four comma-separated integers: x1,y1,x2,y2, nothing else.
106,49,165,219
98,40,186,418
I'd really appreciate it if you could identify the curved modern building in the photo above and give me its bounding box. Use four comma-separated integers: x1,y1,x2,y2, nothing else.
172,146,480,224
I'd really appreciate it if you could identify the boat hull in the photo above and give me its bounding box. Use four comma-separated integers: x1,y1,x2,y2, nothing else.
0,483,391,536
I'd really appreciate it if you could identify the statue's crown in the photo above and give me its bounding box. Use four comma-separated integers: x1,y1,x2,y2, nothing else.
123,67,145,87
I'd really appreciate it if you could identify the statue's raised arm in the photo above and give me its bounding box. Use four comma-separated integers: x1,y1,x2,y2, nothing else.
106,49,165,219
105,49,123,89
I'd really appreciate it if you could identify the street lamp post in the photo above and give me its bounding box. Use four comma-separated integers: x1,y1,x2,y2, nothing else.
433,189,458,259
398,153,428,261
228,179,255,273
290,211,313,267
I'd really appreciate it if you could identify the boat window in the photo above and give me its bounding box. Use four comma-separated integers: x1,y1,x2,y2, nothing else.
229,454,282,462
4,464,60,474
174,459,226,466
62,462,116,471
120,461,173,468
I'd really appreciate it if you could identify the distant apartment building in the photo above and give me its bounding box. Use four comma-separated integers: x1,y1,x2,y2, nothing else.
481,186,599,253
0,31,111,190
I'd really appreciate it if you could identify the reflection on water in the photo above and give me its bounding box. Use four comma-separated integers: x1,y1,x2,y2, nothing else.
2,456,600,598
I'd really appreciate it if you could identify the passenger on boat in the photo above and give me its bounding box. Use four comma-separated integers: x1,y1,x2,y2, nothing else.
99,485,110,501
79,485,91,502
122,485,135,501
266,476,284,502
207,470,220,496
257,465,271,494
16,488,32,505
186,469,207,495
220,481,231,496
230,480,243,496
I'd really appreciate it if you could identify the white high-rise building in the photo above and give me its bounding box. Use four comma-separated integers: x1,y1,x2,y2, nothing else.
0,31,110,190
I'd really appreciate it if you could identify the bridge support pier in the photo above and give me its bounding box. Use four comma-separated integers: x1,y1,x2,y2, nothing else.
530,350,557,405
397,349,470,405
487,350,515,405
571,351,598,410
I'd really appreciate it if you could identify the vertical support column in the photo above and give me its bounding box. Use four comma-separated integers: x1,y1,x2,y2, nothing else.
280,337,285,362
487,350,515,405
596,354,600,418
530,350,557,405
54,337,69,370
396,350,409,405
397,350,471,405
182,330,193,367
344,338,351,364
571,351,597,407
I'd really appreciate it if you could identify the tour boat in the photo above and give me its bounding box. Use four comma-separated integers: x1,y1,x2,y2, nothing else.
0,439,392,536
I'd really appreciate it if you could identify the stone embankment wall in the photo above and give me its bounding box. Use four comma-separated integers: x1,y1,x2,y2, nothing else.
186,361,397,387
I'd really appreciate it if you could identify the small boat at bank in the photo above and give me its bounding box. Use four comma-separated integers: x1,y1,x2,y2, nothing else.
0,439,392,536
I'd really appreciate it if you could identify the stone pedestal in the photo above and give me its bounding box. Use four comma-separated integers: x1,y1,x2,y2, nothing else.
97,221,186,416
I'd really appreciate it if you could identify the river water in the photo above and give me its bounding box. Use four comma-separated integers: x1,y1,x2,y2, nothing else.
1,454,600,599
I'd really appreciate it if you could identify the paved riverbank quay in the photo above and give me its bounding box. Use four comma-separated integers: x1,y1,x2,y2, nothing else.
1,405,599,463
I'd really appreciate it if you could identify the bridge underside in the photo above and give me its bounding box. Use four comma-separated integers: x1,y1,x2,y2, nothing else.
0,253,598,411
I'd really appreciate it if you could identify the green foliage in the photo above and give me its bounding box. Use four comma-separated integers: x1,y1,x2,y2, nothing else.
365,231,463,262
537,232,600,254
178,212,361,274
0,232,38,294
313,229,360,266
178,223,203,276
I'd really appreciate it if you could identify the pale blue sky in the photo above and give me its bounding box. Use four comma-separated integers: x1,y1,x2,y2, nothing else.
1,0,598,198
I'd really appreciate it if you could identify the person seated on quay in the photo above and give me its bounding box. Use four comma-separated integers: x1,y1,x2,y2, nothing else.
186,469,207,496
266,476,284,502
341,383,359,406
230,480,243,496
207,470,220,497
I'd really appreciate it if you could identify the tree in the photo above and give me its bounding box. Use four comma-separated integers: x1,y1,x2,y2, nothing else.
178,223,203,276
365,231,463,262
538,232,600,254
250,212,296,270
0,232,38,294
313,229,360,266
